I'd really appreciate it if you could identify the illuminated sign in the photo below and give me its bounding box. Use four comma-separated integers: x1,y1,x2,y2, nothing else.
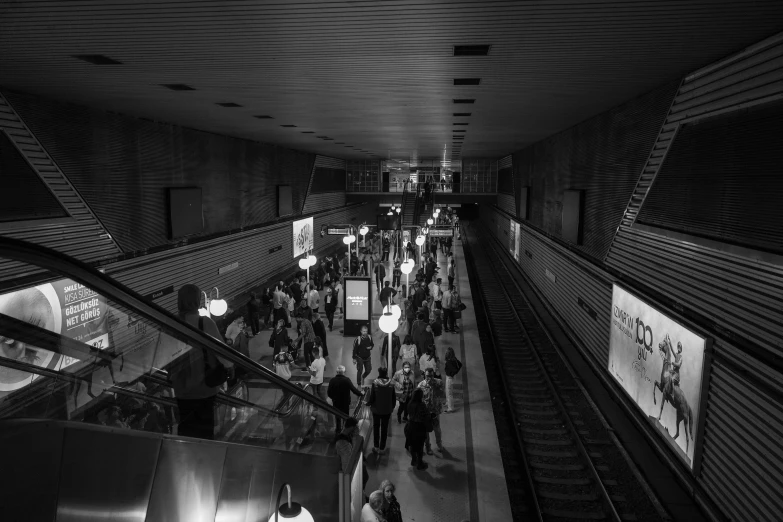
0,278,110,393
292,217,314,257
428,228,453,237
345,280,370,321
327,227,351,235
608,284,711,471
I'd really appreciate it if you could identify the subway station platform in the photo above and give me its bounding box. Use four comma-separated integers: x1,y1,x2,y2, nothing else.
242,238,514,522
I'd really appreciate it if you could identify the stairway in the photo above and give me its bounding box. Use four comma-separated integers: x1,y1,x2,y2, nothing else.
402,190,417,226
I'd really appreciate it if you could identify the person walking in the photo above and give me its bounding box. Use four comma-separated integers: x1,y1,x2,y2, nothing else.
352,324,375,387
398,336,417,377
324,286,338,331
378,280,397,310
451,286,463,333
366,367,396,455
406,388,430,470
419,345,439,376
272,284,287,327
328,365,364,433
447,257,455,289
380,330,401,374
312,312,329,357
373,262,386,294
307,283,320,315
392,261,402,289
334,277,344,317
391,361,415,424
246,292,260,337
429,278,443,310
419,367,445,454
294,316,316,367
309,346,326,400
379,480,403,522
441,284,454,333
443,347,463,413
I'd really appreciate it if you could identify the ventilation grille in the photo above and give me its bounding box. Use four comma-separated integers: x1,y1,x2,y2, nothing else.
73,54,123,65
160,84,195,91
637,98,783,255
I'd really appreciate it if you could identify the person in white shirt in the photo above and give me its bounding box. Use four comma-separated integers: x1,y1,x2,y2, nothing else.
307,285,320,314
429,278,443,310
309,347,327,399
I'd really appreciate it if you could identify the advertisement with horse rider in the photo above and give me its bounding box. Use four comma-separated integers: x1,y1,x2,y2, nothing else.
607,284,711,472
292,217,314,258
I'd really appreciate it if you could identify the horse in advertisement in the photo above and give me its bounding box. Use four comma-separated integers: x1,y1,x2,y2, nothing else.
653,334,694,451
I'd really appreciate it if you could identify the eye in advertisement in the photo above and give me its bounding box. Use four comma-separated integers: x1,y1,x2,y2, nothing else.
0,279,109,394
608,284,711,471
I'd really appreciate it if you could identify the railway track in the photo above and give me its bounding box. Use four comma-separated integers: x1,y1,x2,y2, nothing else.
461,223,666,522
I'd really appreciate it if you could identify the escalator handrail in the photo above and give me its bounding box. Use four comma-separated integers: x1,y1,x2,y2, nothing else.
0,235,350,420
352,387,371,419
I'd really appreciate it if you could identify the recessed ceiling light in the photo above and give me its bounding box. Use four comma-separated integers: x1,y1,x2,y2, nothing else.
336,142,345,144
254,115,274,119
161,84,196,91
73,54,123,65
301,131,314,133
216,102,242,108
453,45,491,56
453,78,481,86
281,125,297,128
453,123,469,126
453,113,472,117
453,99,475,104
453,130,467,133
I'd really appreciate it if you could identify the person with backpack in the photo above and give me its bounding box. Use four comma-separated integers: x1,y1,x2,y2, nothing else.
418,367,444,455
366,367,396,454
443,347,463,413
373,262,386,294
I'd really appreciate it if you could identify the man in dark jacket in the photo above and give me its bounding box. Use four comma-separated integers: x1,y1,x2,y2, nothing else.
328,365,364,433
367,367,396,454
312,312,329,357
413,281,427,309
324,286,338,331
352,324,375,387
373,262,386,294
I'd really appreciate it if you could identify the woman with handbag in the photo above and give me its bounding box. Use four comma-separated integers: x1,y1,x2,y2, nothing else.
170,284,232,441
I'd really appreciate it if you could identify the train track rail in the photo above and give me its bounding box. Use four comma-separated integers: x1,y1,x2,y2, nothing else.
461,223,666,522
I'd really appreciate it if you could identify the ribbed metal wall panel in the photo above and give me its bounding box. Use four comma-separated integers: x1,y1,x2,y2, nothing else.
512,79,679,260
3,90,315,255
498,155,512,170
104,203,374,315
497,193,516,216
302,155,347,213
0,91,122,283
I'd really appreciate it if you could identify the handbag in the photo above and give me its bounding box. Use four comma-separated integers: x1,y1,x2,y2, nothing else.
454,309,462,319
459,302,467,311
199,318,229,388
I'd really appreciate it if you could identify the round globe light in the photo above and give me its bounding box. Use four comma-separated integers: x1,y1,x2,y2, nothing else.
427,218,434,225
390,304,402,321
198,307,210,317
307,255,317,267
359,225,369,236
435,208,441,214
267,505,314,522
378,312,397,334
298,258,310,269
387,211,393,216
432,212,437,219
400,260,414,274
415,235,425,246
395,207,401,213
209,299,228,317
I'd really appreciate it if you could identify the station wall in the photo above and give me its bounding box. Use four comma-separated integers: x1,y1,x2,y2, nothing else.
482,32,783,522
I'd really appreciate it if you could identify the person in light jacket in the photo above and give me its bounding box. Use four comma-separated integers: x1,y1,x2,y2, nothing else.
391,361,415,423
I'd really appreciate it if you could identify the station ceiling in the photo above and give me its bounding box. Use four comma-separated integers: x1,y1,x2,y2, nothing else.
1,1,782,163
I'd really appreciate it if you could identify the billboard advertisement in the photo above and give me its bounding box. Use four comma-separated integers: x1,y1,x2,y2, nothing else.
345,279,370,322
0,278,109,394
608,284,711,471
292,217,314,258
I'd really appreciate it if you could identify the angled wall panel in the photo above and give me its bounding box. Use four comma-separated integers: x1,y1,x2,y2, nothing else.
303,156,347,214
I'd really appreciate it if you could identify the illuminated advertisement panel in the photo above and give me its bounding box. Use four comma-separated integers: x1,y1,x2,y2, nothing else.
292,217,314,258
608,284,711,471
0,278,109,394
345,279,370,321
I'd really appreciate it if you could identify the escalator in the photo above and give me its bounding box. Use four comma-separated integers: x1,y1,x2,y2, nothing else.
0,236,352,521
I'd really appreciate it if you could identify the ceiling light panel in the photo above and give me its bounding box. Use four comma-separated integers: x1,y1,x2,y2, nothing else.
254,115,274,119
453,45,491,56
161,84,196,91
216,102,242,107
453,99,476,104
73,54,123,65
453,78,481,85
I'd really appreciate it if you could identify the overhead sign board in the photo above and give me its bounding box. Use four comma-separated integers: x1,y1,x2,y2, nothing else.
428,228,454,237
608,284,711,472
292,217,314,258
327,227,351,235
